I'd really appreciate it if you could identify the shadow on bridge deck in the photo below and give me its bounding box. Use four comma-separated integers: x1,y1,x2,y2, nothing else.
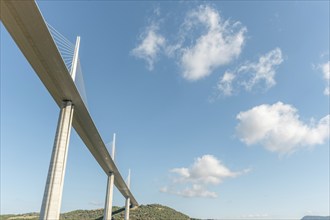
95,207,126,220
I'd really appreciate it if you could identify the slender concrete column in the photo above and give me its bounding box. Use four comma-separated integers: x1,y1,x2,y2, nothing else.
124,169,131,220
39,101,74,220
103,173,114,220
124,197,130,220
103,133,116,220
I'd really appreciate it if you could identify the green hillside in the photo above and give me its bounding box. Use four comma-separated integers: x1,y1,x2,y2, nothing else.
301,216,330,220
0,204,191,220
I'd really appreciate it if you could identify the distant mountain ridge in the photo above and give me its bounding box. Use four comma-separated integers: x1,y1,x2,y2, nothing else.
301,216,330,220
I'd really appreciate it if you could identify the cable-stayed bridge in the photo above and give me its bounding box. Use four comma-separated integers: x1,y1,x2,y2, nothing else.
1,1,138,220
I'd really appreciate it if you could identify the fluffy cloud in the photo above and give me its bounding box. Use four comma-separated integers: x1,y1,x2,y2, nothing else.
180,5,246,81
217,71,236,96
161,155,249,198
217,48,283,96
132,5,246,80
131,23,165,70
160,184,218,198
236,102,330,154
321,61,330,95
170,154,245,184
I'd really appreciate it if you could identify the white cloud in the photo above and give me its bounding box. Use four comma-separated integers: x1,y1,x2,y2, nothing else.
161,155,249,198
236,102,330,154
239,48,283,90
217,71,236,96
170,167,190,178
161,184,218,198
321,61,330,95
159,186,168,193
132,5,246,80
177,184,218,198
241,213,269,219
217,48,283,96
180,5,246,81
170,154,245,185
131,23,165,70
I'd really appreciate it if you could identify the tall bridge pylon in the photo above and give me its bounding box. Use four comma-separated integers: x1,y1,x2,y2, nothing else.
39,36,80,220
103,133,116,220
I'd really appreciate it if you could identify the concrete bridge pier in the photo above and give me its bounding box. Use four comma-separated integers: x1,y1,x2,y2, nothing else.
124,169,131,220
103,133,116,220
39,101,74,220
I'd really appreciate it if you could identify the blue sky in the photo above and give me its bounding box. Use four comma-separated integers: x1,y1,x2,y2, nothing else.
1,1,329,219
